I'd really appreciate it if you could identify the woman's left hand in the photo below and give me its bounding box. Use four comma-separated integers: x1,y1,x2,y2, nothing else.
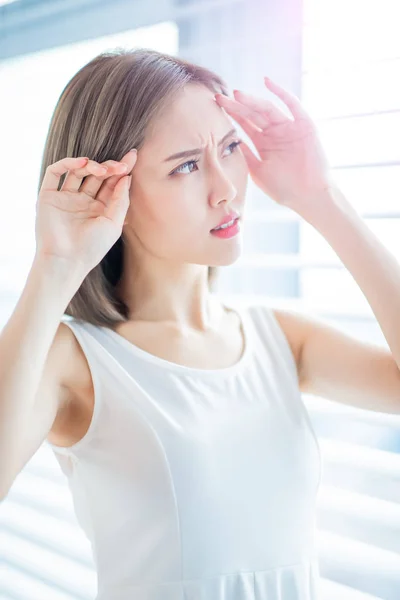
215,77,337,218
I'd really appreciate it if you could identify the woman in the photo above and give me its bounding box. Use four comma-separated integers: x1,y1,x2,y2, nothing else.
2,47,400,600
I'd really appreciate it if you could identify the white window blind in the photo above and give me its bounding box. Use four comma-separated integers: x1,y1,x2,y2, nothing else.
296,1,400,598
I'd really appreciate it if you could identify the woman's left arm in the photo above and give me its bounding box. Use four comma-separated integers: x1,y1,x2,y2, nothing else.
273,190,400,415
215,77,400,414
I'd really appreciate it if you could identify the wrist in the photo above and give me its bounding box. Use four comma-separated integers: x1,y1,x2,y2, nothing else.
32,252,86,290
300,184,358,230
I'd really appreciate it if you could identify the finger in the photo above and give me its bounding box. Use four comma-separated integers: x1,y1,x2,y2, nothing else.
94,172,128,208
264,76,310,121
94,151,137,206
41,157,89,191
217,102,262,142
104,175,132,227
215,94,268,130
233,89,288,125
80,160,129,198
62,160,110,193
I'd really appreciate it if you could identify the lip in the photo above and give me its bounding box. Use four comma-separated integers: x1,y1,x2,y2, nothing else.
210,217,240,238
211,211,240,231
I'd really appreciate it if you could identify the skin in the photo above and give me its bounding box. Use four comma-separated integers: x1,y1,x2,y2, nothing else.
117,83,249,333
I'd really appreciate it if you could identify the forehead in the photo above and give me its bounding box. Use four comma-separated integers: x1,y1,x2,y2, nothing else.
144,84,233,153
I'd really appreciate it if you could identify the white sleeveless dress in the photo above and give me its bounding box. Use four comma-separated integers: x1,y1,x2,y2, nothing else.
45,301,322,600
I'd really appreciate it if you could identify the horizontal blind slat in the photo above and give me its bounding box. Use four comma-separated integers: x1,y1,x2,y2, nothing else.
246,210,400,222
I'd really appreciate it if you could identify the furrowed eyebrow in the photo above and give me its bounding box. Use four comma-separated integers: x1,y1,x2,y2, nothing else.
164,128,238,162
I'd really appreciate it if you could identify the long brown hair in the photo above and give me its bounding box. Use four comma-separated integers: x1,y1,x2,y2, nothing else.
38,48,231,328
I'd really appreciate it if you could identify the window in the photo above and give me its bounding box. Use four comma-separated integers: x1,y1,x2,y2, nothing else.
298,1,400,597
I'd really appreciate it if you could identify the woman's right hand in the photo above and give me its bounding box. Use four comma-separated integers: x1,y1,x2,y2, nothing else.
34,149,137,277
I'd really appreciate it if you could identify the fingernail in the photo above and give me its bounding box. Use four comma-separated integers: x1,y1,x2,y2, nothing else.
129,149,137,154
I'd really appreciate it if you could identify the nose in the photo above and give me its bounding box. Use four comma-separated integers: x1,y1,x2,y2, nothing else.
208,161,237,208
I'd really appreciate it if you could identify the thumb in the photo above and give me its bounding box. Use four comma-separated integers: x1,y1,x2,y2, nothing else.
240,140,260,174
105,175,132,227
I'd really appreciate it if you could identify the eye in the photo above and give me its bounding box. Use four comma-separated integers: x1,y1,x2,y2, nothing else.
223,140,243,156
170,140,243,176
171,158,200,176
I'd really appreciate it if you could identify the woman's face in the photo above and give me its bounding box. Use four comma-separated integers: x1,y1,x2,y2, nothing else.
123,83,249,268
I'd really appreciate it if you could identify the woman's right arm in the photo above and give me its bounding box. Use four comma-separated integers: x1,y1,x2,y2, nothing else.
0,149,137,501
0,255,84,501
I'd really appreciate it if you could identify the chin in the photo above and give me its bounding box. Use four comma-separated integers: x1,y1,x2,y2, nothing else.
207,246,243,268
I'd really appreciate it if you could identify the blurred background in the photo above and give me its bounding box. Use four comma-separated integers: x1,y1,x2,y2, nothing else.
0,0,400,598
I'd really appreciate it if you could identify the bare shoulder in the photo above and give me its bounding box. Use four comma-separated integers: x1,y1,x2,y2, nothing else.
269,307,307,380
56,321,93,392
46,321,94,447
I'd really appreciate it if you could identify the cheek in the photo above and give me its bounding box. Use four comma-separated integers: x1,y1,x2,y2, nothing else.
130,189,184,234
236,151,250,177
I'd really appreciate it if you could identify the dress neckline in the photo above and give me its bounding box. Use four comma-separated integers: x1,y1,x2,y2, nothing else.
99,300,252,377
